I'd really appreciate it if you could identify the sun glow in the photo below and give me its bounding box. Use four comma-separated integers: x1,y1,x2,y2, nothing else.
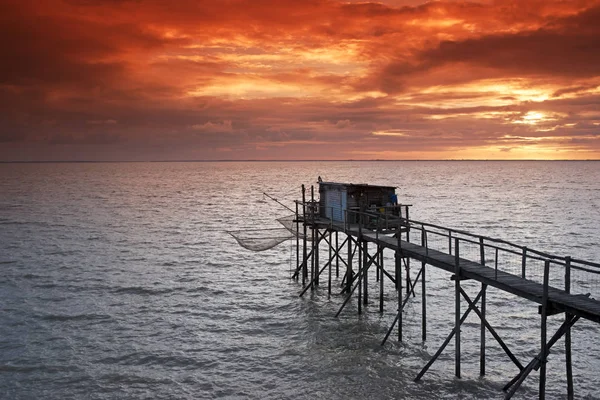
512,111,560,125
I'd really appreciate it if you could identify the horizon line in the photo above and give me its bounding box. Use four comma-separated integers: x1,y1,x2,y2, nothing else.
2,159,600,163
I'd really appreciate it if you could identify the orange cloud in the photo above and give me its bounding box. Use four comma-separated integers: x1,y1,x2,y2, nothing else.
1,0,600,160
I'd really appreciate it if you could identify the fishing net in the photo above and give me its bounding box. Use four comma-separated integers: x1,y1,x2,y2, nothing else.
228,214,313,251
228,227,294,252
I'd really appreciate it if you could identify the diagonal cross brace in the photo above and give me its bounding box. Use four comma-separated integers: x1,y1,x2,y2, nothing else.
381,265,424,346
334,245,384,317
299,249,340,297
503,313,581,399
460,287,524,372
414,288,485,381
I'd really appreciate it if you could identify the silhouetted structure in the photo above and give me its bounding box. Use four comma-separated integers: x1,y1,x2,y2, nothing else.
291,181,600,400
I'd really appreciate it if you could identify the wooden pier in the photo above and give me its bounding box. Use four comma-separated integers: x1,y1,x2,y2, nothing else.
292,183,600,400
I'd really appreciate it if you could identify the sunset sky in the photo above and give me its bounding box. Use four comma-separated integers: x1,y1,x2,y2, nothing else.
1,0,600,161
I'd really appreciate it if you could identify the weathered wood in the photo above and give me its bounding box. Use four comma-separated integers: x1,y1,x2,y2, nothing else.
346,233,352,293
380,245,384,313
522,247,527,279
504,313,580,398
363,240,368,306
335,231,339,278
295,201,299,281
455,238,461,379
414,289,484,382
458,287,525,372
311,186,317,289
398,229,403,342
301,212,600,399
328,230,332,298
301,185,307,284
480,237,486,376
422,229,427,342
565,256,574,400
358,240,362,315
540,260,550,399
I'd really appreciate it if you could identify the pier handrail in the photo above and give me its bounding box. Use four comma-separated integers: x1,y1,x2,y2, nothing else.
293,190,600,398
300,203,600,299
405,218,600,270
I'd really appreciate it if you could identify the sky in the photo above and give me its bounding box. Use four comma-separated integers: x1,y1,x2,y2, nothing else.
1,0,600,161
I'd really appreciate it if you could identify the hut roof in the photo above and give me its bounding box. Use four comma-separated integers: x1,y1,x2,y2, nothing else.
319,181,396,191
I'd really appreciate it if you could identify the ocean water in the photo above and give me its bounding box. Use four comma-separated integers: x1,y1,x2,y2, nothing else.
1,161,600,399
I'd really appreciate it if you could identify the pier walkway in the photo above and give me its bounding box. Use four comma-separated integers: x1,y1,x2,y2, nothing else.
349,224,600,324
293,199,600,400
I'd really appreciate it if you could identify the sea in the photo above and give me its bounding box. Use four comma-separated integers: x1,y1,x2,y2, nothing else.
1,161,600,399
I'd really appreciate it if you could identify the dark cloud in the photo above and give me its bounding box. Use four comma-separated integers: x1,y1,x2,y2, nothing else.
1,0,600,160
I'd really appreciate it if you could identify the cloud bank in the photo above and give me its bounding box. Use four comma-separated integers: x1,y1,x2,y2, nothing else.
1,0,599,160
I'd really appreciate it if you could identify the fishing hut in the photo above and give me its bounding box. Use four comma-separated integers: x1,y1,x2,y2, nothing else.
232,180,600,400
318,181,397,223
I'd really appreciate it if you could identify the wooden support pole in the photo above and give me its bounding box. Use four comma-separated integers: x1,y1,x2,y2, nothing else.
376,243,380,282
565,256,573,400
455,237,461,379
295,201,299,281
310,226,315,290
540,259,550,399
379,245,384,313
397,231,403,342
480,237,486,376
480,284,487,376
328,230,332,299
358,240,362,315
311,185,317,288
405,210,411,295
504,313,580,398
335,246,381,317
301,185,308,284
335,231,340,278
460,287,524,371
299,257,333,297
363,240,368,305
415,289,484,382
346,234,353,293
422,229,427,342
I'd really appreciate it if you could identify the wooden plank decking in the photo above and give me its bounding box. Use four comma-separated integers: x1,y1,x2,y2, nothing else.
315,219,600,324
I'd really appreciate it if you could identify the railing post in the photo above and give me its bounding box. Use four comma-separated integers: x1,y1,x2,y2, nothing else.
522,247,527,279
358,211,363,238
565,256,573,400
494,248,499,280
424,226,428,256
449,230,453,255
455,237,461,379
